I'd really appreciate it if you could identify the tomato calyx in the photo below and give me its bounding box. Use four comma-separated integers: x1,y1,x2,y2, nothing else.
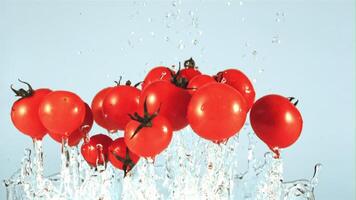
184,57,196,69
287,97,299,106
10,79,34,98
112,147,136,177
114,76,142,88
170,64,189,88
128,98,160,139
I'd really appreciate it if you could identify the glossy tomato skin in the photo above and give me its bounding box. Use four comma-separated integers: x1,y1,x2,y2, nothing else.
140,81,191,131
102,86,140,131
49,103,93,146
142,66,174,89
217,69,255,111
91,87,118,132
250,94,303,149
179,68,201,81
187,74,216,95
108,137,140,170
11,88,52,140
39,91,86,137
187,83,247,142
124,116,173,157
81,134,113,167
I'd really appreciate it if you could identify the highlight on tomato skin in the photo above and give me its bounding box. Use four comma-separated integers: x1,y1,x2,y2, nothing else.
249,94,303,150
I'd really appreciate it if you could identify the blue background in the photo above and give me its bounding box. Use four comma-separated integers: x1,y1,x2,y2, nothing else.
0,0,355,199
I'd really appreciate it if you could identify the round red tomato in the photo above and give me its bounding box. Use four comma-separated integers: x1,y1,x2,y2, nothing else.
187,74,216,95
108,137,140,173
250,94,303,149
179,68,201,82
141,66,174,89
11,81,52,140
102,85,140,131
216,69,255,111
81,134,113,167
48,103,93,146
125,116,173,158
91,87,118,132
187,83,247,142
140,80,191,131
39,91,86,137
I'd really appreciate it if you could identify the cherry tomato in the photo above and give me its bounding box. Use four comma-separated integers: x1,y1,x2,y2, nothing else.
91,87,118,132
140,80,191,131
108,137,140,172
11,81,52,140
216,69,255,111
102,84,140,131
48,103,93,146
81,134,113,167
125,116,173,158
187,83,247,142
179,68,201,82
250,94,303,149
141,66,174,89
187,74,216,95
39,91,86,137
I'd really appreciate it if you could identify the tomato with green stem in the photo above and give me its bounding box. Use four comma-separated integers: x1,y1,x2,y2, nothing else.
11,79,52,140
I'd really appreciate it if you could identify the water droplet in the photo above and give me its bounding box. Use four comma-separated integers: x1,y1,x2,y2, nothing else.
192,39,199,45
252,78,257,83
258,68,264,73
226,1,231,6
130,31,135,35
150,32,155,37
164,36,170,42
241,17,246,22
272,35,281,44
77,51,82,55
178,40,185,49
252,50,258,56
239,1,244,6
148,18,152,23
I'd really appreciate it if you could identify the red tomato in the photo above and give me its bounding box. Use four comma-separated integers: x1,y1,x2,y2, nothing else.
48,103,93,146
125,116,173,158
250,94,303,149
216,69,255,111
179,68,201,82
187,83,247,142
187,74,216,95
81,134,113,167
140,80,191,131
102,85,140,131
91,87,118,132
108,137,140,173
11,82,52,140
39,91,86,137
141,66,174,89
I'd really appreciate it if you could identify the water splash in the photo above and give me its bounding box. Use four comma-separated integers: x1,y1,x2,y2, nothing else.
4,129,321,200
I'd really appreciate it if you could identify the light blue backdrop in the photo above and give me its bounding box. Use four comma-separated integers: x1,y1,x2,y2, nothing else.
0,0,354,199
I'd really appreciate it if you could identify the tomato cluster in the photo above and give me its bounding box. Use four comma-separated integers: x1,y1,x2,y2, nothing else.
10,58,303,175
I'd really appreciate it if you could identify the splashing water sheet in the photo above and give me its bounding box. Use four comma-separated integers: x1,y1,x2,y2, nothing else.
4,126,321,200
